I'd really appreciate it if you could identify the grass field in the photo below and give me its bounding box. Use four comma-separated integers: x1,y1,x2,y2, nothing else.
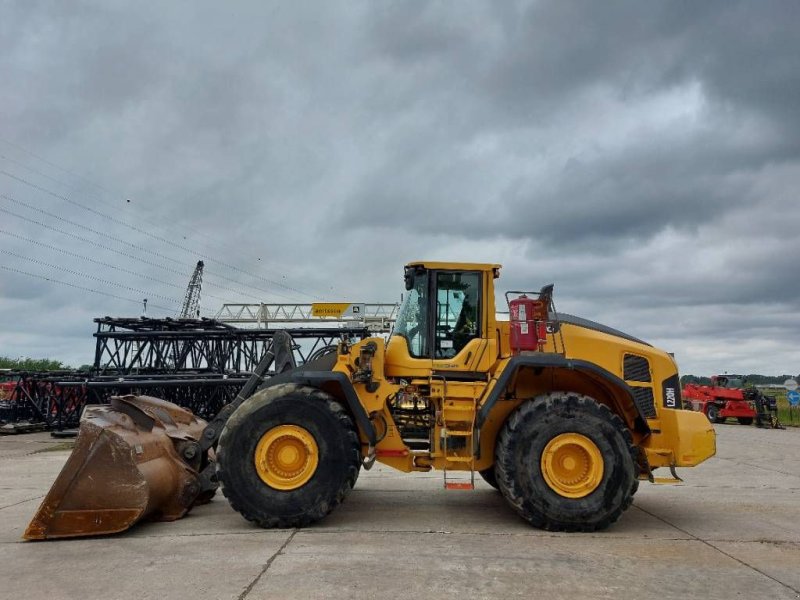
769,389,800,427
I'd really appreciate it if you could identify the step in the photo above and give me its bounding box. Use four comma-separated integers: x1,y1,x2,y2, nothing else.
443,456,474,463
404,439,430,450
445,482,474,490
651,476,683,485
443,429,473,437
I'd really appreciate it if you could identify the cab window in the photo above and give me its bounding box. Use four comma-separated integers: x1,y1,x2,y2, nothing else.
394,270,429,358
435,271,480,359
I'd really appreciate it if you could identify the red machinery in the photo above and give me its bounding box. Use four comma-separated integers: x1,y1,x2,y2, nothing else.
0,370,16,407
683,375,757,425
0,372,18,426
507,284,554,354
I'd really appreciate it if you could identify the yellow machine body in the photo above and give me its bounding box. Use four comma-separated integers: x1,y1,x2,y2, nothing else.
332,261,715,478
27,260,715,539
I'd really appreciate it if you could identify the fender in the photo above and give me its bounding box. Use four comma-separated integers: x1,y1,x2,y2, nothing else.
476,353,651,434
261,370,377,446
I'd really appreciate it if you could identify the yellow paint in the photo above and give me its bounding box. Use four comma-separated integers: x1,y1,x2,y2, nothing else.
311,303,354,318
540,433,604,498
253,425,319,490
642,408,716,468
405,261,501,272
327,261,715,482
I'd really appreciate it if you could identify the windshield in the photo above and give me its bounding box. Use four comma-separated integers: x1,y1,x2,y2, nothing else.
393,271,429,358
722,378,744,389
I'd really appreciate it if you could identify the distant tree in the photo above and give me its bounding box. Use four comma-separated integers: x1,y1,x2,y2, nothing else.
682,374,795,387
681,375,712,386
743,374,795,386
0,356,70,371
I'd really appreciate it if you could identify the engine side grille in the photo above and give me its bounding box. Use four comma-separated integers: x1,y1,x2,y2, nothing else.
624,354,652,382
631,386,657,419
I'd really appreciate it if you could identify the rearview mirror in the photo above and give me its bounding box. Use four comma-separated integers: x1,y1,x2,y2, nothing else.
404,268,414,291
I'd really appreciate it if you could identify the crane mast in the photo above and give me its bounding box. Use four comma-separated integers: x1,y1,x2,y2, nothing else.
179,260,204,318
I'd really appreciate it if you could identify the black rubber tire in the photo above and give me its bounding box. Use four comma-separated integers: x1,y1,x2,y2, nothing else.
707,405,725,424
216,384,360,528
478,466,499,490
495,392,637,532
737,417,754,426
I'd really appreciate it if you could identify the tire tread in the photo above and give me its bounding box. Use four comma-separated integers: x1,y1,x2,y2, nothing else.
216,387,360,529
494,392,638,532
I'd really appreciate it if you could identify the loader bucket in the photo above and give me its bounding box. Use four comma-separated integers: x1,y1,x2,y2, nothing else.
24,395,208,540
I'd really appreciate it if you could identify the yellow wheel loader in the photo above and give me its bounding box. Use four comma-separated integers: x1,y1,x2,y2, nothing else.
25,262,715,539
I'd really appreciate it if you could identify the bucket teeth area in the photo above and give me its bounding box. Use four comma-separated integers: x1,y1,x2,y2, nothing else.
24,396,208,540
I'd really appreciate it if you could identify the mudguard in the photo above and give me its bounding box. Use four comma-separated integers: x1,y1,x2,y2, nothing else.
476,353,651,434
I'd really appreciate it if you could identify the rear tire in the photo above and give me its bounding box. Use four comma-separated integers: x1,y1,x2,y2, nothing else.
216,385,360,528
737,417,753,426
495,392,637,532
478,466,499,490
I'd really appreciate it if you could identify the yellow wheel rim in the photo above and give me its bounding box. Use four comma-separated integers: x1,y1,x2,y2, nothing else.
254,425,319,490
540,433,604,498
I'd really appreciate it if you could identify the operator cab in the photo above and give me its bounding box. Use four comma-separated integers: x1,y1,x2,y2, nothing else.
713,375,745,389
386,262,500,377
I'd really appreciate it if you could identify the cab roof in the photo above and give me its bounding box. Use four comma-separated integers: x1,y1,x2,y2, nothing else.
406,261,502,272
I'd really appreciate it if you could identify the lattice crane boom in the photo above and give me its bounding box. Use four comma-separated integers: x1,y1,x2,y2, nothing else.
179,260,204,318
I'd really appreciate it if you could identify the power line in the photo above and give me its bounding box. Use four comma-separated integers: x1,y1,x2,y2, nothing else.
0,205,259,303
0,204,189,278
0,140,229,258
0,152,94,199
0,161,321,300
0,194,295,302
0,228,228,306
0,264,174,313
0,189,188,268
0,138,107,194
0,248,184,306
0,187,302,301
0,141,327,297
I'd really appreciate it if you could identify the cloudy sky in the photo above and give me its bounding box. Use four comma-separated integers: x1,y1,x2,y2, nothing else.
1,1,798,376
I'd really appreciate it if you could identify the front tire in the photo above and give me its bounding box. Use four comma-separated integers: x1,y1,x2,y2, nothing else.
216,384,361,528
495,392,637,532
707,404,725,423
737,417,753,426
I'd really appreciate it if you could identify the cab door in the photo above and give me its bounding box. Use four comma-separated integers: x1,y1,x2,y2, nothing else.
431,270,488,377
384,266,434,378
385,268,494,379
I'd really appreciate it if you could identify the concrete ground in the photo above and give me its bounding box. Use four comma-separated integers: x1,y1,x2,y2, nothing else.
0,425,798,600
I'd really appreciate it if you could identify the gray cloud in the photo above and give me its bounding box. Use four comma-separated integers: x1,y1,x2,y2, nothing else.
0,1,799,375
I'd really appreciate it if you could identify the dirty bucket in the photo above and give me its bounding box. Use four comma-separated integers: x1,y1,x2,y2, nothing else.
25,395,208,540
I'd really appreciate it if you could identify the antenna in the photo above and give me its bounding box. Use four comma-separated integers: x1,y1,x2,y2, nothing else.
179,261,204,319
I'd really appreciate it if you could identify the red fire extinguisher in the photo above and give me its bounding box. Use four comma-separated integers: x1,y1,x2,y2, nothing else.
509,294,547,353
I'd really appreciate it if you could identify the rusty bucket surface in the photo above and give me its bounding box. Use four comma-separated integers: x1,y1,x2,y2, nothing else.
25,395,208,540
